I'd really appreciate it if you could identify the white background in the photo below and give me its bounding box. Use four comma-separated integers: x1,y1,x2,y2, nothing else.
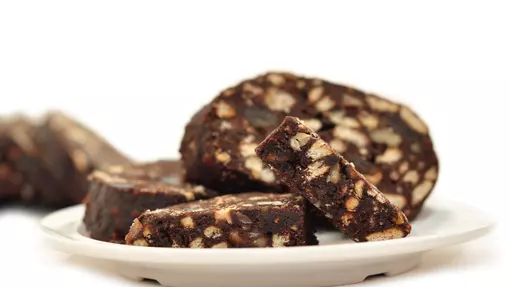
0,1,508,286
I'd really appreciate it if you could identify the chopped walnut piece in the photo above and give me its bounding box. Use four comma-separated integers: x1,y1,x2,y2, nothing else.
215,101,236,118
189,237,204,248
308,86,324,103
204,226,222,239
400,106,428,134
265,88,296,113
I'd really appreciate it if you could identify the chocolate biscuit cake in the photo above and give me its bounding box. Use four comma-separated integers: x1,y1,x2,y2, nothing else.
83,160,217,243
125,192,317,248
180,72,439,220
0,115,67,206
33,111,133,205
256,116,412,242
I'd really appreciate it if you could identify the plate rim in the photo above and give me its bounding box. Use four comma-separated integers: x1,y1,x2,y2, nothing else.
40,197,496,265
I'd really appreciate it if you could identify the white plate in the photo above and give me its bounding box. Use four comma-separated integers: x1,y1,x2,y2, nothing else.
40,197,494,287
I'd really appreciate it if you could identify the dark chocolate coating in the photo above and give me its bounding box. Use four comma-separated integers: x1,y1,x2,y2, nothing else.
256,116,412,242
83,160,217,243
180,72,439,220
125,192,318,248
32,111,133,205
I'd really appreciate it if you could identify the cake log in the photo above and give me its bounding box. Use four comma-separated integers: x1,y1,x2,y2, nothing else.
179,72,439,220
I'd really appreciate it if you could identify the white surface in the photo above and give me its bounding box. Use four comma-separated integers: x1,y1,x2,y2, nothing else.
38,198,494,287
0,0,509,286
40,199,493,264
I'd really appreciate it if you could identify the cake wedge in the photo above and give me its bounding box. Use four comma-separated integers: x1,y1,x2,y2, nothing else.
255,116,412,242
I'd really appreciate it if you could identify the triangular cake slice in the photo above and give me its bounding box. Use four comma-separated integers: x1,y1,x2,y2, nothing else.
255,116,412,242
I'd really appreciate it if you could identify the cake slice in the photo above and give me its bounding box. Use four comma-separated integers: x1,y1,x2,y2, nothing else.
125,192,318,248
0,115,66,206
33,111,133,205
255,116,412,242
83,160,216,243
